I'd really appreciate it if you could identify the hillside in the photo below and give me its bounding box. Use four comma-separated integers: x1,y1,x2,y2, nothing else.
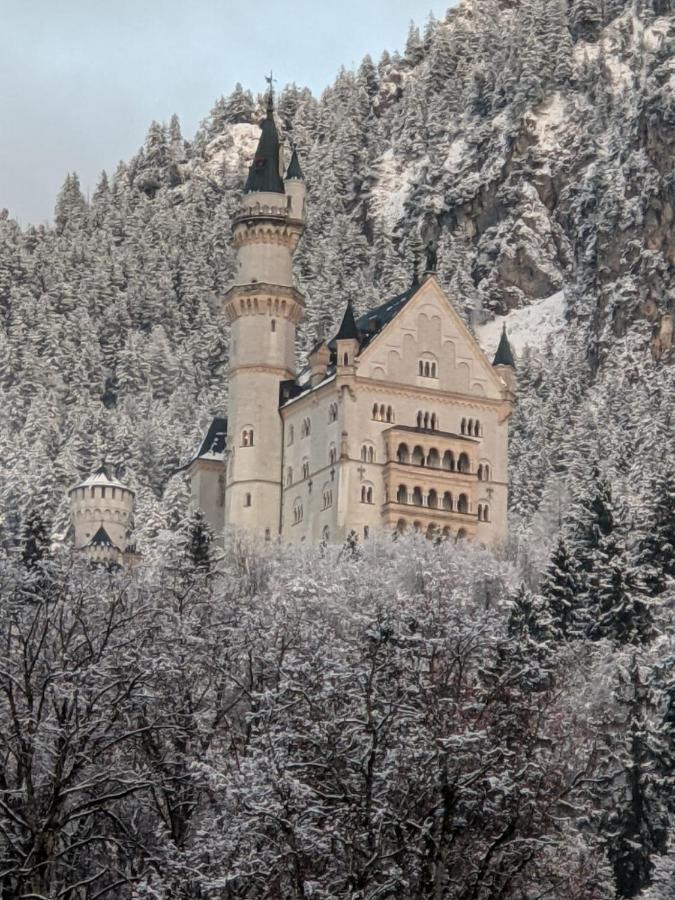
0,0,672,552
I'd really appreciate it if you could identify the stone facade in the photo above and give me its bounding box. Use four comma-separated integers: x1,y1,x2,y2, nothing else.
185,89,515,546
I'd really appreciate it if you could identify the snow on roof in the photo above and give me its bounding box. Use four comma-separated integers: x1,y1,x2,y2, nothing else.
70,464,132,494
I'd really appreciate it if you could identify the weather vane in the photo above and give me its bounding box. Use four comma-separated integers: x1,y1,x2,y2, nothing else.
265,70,276,90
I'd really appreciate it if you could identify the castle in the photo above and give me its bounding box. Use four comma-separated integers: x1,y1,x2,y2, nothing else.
182,87,516,547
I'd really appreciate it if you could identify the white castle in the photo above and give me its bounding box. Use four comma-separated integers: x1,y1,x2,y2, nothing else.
182,87,516,546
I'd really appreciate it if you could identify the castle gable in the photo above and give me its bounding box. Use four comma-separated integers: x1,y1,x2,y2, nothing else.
357,277,505,401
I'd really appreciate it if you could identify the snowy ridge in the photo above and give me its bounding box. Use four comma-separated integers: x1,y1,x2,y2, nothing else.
476,291,567,359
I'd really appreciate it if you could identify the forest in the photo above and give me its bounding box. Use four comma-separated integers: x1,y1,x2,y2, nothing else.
0,0,674,895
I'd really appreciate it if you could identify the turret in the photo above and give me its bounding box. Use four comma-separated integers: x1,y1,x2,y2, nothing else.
222,83,307,537
69,464,135,564
284,145,306,223
492,323,516,394
335,300,360,370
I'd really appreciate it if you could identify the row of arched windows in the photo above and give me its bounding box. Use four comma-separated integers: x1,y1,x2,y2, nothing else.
461,417,481,437
360,485,374,504
396,443,471,474
416,411,438,431
361,444,375,463
395,485,470,514
396,520,467,540
418,359,438,378
372,404,395,423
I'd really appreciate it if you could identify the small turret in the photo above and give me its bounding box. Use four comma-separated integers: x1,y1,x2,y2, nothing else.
335,300,360,370
493,323,516,393
69,464,136,565
284,144,305,222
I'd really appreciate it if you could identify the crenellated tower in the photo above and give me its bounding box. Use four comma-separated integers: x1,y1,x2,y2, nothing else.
222,86,306,537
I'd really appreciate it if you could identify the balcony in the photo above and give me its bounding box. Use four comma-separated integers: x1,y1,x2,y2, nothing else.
381,500,478,540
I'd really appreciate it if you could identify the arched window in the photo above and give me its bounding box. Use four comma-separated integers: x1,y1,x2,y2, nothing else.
372,403,380,421
458,453,470,474
474,419,481,437
293,499,303,525
477,504,483,521
418,360,424,376
301,418,311,438
397,443,410,464
241,428,254,447
367,487,373,504
271,319,276,332
417,411,423,429
442,450,455,471
328,445,337,465
361,445,367,462
412,486,423,507
419,354,438,379
244,492,252,508
412,446,425,466
427,448,440,468
424,361,430,377
362,443,375,463
467,419,474,436
379,404,386,421
397,484,408,504
461,418,467,435
477,464,484,481
343,352,349,366
424,412,430,430
302,458,310,479
288,425,294,445
386,406,394,423
483,504,490,522
443,491,453,510
431,362,437,378
396,519,408,534
458,494,469,514
328,402,338,422
457,528,467,540
485,464,490,481
286,467,293,487
322,484,333,510
265,528,271,541
430,413,437,431
428,489,438,509
368,446,375,463
322,525,330,542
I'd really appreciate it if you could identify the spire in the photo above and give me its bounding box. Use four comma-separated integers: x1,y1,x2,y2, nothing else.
493,323,516,368
244,78,285,194
335,299,359,341
285,144,304,180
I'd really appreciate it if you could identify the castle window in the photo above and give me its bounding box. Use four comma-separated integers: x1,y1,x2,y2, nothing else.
302,458,310,479
412,487,423,507
478,504,483,521
271,319,276,332
443,491,453,510
397,484,408,503
343,352,349,366
418,354,438,379
379,404,386,421
322,484,333,510
328,444,337,465
241,428,254,447
364,526,369,539
101,487,106,499
328,402,338,423
412,446,425,467
244,493,252,508
111,488,116,499
386,406,394,423
461,418,467,435
322,525,330,542
457,528,467,539
301,418,311,438
477,464,484,481
397,443,410,464
288,425,294,445
292,499,303,525
443,450,455,471
457,453,470,474
372,403,379,421
286,467,293,487
361,443,375,463
265,528,271,541
428,489,438,509
360,484,374,504
474,419,481,437
426,448,440,468
458,494,469,514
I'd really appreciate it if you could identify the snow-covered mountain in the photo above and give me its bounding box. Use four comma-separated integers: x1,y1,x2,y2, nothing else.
0,0,672,547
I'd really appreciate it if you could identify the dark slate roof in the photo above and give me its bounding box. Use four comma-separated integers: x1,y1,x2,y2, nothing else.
335,300,359,341
244,91,285,194
493,324,516,367
196,416,228,458
88,525,115,548
326,285,417,355
286,147,304,180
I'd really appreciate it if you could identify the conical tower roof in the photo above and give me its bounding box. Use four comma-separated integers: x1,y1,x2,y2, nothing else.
244,87,285,194
285,146,304,180
335,300,359,341
493,324,515,368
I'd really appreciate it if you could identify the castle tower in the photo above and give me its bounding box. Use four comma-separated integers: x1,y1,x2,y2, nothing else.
492,324,516,394
222,86,306,536
69,464,135,564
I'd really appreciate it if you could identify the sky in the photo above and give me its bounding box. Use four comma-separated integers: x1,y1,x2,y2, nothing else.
0,0,453,224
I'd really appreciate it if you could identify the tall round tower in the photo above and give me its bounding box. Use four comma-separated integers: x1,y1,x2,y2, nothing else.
222,87,306,537
69,464,135,563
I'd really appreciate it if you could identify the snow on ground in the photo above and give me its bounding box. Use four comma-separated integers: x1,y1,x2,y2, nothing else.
444,137,468,174
476,291,566,359
370,149,419,228
531,93,566,150
203,123,260,181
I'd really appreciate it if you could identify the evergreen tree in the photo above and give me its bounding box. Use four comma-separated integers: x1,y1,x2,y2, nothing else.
539,535,581,638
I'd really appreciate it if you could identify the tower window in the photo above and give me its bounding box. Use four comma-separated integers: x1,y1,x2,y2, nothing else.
328,402,338,423
343,353,349,366
241,428,254,447
302,459,310,479
301,418,311,438
271,319,276,332
288,425,294,445
244,493,252,508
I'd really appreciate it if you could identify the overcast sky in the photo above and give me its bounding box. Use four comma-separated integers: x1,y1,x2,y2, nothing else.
0,0,453,224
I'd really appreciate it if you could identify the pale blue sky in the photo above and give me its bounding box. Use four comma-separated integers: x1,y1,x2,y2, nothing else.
0,0,453,224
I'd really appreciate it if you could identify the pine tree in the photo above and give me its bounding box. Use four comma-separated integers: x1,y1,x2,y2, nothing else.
21,511,50,569
183,510,214,570
539,535,582,638
634,468,675,598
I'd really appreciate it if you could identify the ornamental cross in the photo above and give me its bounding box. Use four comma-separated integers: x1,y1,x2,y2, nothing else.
265,70,276,90
357,465,366,481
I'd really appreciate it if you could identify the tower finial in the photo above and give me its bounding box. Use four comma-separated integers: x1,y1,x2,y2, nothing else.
493,322,515,368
